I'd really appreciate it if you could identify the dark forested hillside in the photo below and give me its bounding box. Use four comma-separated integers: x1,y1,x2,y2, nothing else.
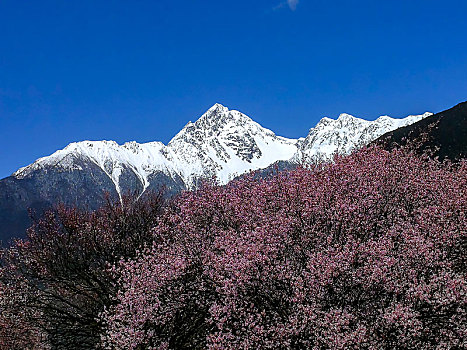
375,101,467,160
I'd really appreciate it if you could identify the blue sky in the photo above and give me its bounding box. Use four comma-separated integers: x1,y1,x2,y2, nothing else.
1,0,467,178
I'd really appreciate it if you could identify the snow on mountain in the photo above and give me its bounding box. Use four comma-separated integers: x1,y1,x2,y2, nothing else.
13,140,176,199
13,104,431,197
166,103,297,185
295,112,432,163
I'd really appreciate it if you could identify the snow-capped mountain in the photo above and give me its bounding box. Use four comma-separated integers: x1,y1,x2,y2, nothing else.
1,103,431,241
164,103,298,186
13,103,431,197
13,104,300,196
295,112,432,163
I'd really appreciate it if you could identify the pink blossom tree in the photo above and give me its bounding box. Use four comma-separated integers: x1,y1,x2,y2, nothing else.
101,146,467,349
1,192,165,349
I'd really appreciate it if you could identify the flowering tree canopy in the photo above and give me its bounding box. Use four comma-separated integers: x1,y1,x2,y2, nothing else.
101,146,467,349
1,146,466,349
1,192,165,349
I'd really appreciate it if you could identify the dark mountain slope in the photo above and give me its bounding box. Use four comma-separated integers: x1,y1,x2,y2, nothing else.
375,101,467,161
0,162,184,243
0,161,118,243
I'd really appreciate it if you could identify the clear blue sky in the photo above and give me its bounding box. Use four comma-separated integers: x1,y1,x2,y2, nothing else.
1,0,466,178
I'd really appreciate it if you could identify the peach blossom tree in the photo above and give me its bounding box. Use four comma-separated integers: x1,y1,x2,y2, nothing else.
101,146,467,349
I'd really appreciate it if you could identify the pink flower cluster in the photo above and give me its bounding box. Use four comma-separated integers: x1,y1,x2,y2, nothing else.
101,147,467,349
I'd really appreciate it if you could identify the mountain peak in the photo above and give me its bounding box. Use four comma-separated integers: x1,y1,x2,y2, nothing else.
198,103,230,123
376,115,392,121
207,103,228,113
196,103,230,123
337,113,357,121
314,116,334,128
188,104,258,133
11,103,431,191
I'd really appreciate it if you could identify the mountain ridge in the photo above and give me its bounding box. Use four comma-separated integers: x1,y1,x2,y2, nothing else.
1,103,431,242
12,104,430,188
